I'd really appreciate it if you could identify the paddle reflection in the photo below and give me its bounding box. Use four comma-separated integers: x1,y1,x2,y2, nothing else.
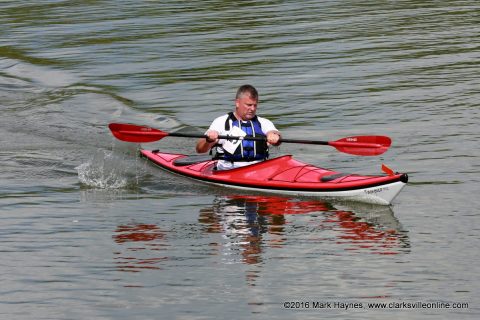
112,224,169,273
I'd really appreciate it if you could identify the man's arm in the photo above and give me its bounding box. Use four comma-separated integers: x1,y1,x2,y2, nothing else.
196,130,219,153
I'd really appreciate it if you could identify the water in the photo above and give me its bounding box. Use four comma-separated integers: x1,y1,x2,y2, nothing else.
1,1,479,319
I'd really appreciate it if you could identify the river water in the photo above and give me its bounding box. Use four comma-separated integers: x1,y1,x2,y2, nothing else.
1,1,479,319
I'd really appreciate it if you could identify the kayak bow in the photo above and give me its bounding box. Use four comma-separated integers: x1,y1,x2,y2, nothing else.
140,150,408,205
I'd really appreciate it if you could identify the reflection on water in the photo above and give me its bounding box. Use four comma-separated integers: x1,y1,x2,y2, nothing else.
200,196,409,264
112,195,409,277
198,196,329,266
113,224,169,273
327,210,406,254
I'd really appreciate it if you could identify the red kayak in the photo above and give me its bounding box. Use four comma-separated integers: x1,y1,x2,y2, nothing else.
140,149,408,205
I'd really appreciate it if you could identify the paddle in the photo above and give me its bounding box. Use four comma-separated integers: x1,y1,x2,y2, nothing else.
108,123,391,156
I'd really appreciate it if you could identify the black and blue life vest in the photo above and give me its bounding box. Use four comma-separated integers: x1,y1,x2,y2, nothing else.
217,112,269,162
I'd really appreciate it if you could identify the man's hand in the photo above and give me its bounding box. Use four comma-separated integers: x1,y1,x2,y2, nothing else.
266,131,281,146
205,130,219,143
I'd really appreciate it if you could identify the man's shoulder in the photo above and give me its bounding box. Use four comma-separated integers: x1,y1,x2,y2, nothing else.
255,116,277,132
256,116,274,125
209,114,230,131
256,115,270,121
212,114,230,122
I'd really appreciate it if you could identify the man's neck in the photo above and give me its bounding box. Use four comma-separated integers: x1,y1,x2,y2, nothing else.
233,112,243,121
233,112,250,122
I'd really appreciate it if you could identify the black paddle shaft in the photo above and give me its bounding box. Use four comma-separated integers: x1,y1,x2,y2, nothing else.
168,132,329,145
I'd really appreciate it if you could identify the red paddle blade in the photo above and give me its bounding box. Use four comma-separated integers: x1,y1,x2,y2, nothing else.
108,123,168,143
329,136,391,156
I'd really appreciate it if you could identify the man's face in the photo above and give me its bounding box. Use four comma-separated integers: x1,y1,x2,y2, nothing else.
235,94,258,121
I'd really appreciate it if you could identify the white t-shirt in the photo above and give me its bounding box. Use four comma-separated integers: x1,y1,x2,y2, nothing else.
206,114,278,170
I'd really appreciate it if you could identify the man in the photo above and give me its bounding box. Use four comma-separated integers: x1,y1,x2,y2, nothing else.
196,84,281,170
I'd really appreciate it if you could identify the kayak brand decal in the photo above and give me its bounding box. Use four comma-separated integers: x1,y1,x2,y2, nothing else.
364,186,389,195
346,137,357,142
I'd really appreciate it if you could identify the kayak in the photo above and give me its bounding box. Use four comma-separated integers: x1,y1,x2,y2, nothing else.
140,150,408,205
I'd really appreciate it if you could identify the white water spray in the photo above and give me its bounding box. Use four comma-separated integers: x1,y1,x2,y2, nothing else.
75,150,130,189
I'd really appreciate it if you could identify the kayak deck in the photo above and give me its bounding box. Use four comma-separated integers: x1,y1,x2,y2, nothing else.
140,150,408,205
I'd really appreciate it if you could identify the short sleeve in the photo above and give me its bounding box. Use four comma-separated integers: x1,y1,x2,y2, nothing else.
205,114,229,135
257,116,278,133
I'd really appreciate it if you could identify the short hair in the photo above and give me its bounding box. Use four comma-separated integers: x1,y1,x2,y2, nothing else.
236,84,258,100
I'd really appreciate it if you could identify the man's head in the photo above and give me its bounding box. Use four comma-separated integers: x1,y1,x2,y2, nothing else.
235,84,258,121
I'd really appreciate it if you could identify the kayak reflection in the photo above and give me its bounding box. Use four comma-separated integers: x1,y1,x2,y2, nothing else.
198,196,410,266
111,196,409,275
